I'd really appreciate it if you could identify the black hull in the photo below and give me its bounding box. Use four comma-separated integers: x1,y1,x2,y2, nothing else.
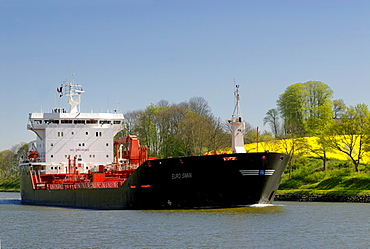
20,153,289,209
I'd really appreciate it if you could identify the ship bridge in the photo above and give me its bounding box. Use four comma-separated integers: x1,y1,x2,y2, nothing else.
24,77,125,175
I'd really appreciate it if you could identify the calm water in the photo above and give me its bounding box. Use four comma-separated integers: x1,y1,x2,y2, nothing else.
0,192,369,249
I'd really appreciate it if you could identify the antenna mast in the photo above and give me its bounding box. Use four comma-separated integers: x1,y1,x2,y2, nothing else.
229,84,246,153
57,74,85,113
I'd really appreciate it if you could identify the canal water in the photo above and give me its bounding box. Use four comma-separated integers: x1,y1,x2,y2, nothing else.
0,192,369,248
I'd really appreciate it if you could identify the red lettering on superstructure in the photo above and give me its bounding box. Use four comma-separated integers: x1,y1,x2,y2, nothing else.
76,149,89,152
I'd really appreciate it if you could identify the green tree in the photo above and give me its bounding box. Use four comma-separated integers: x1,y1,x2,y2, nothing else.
310,130,336,171
135,103,162,157
124,98,230,158
277,83,306,135
304,81,334,136
263,108,280,138
156,103,188,157
0,150,14,178
279,136,309,178
333,99,346,119
324,104,370,172
0,143,27,179
277,81,334,136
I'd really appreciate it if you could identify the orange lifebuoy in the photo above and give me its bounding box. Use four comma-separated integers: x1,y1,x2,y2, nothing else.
28,151,39,159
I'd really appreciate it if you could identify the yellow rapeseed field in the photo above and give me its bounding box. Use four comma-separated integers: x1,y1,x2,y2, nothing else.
219,136,370,164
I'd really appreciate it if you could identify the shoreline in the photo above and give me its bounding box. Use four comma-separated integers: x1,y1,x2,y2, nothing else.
1,191,369,203
275,194,370,203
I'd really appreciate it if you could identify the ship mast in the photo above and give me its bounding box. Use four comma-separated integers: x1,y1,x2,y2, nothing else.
57,75,85,113
229,84,246,153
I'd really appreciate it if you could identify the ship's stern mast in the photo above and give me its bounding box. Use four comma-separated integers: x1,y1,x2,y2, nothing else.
229,85,246,153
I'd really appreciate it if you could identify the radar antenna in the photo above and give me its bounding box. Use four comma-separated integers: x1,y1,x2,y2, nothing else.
57,74,85,113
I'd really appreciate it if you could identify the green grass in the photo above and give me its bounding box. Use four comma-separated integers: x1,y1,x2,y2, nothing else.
276,189,370,196
0,176,20,192
278,157,370,196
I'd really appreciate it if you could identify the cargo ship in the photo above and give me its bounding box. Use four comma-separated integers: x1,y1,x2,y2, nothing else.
19,79,289,209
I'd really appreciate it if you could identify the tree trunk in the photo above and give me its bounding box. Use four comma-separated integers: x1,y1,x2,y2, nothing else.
322,151,327,171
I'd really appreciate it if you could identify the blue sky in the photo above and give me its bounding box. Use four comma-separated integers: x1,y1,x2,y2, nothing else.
1,0,370,151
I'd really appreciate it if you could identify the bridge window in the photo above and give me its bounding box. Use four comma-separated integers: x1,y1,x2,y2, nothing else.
74,120,85,124
45,120,59,124
61,120,73,124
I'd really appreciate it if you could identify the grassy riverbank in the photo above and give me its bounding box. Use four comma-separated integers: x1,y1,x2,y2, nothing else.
276,189,370,202
0,177,20,192
275,157,370,202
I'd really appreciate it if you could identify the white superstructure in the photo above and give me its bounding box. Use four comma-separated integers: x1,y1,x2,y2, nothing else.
229,85,246,153
24,78,124,174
